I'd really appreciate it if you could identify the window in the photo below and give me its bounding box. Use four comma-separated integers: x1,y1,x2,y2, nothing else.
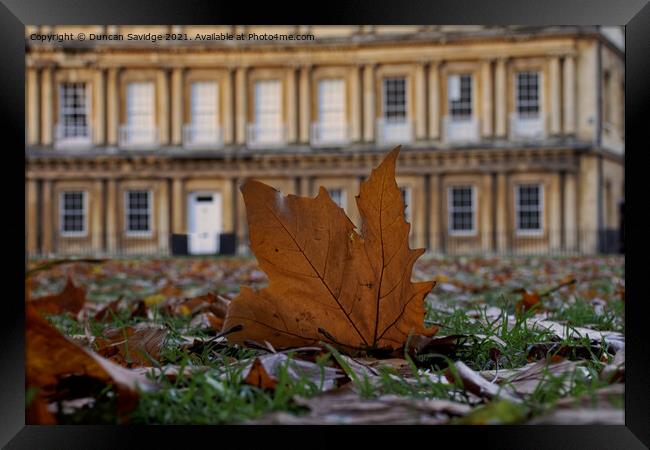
400,187,412,222
125,190,152,235
382,77,407,122
124,81,156,144
328,188,346,210
58,83,90,142
60,191,86,236
188,81,219,143
603,70,612,125
448,186,475,235
448,74,472,119
515,71,540,118
252,79,283,143
515,184,543,234
315,78,347,143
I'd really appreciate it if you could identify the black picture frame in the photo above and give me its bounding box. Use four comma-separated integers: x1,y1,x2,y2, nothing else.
3,1,648,448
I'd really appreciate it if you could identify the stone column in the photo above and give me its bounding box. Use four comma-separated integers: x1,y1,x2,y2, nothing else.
349,65,361,142
105,179,118,254
157,69,170,145
548,173,562,251
222,68,234,145
26,68,40,145
495,172,508,253
563,53,576,135
481,59,493,137
91,180,103,253
428,173,440,253
481,173,493,252
286,67,297,143
171,68,183,145
428,61,440,140
40,66,53,146
41,180,53,254
363,63,376,142
494,58,507,138
564,172,578,250
235,66,248,145
107,68,119,145
26,179,39,254
415,62,427,140
549,56,561,135
157,180,170,252
172,177,185,233
222,178,234,233
93,69,105,145
299,65,311,143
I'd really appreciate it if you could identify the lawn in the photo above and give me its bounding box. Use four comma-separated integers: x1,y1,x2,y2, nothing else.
26,255,625,425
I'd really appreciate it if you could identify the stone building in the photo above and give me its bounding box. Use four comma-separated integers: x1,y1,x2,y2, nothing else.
24,25,625,257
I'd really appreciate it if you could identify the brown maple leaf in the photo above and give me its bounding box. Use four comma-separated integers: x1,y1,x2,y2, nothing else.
223,147,436,352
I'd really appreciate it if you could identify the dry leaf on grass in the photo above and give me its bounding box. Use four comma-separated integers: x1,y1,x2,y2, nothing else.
445,361,522,403
224,147,436,352
26,305,157,423
241,353,344,391
94,323,168,367
28,276,86,316
251,383,471,425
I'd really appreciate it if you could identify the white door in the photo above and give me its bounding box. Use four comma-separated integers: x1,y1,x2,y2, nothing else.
187,192,222,255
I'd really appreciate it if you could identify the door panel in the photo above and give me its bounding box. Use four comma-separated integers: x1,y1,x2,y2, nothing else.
187,192,222,255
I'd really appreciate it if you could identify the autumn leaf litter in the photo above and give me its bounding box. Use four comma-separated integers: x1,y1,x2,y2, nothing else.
26,149,624,425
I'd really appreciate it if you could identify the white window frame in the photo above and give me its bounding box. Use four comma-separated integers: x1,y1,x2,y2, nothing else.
328,188,347,211
514,183,544,236
249,79,285,146
124,190,153,237
59,191,88,237
400,186,412,223
313,78,348,145
185,80,221,146
56,82,92,147
447,185,477,236
382,76,409,123
447,73,473,120
514,70,541,119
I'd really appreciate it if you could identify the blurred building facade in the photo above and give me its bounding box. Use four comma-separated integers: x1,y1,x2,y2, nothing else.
24,25,625,257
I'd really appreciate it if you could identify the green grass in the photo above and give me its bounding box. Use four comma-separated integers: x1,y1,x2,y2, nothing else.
34,255,624,424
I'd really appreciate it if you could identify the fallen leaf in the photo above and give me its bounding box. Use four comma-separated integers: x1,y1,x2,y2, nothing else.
600,347,625,383
143,294,166,307
454,399,528,425
445,361,521,403
94,323,168,367
224,147,436,352
28,276,86,316
26,305,156,422
243,358,278,389
93,297,122,322
250,383,471,425
241,352,344,391
188,311,224,332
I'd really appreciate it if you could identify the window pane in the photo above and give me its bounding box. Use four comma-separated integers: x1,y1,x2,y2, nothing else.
61,191,85,233
516,184,542,231
59,83,89,138
449,186,474,232
382,77,407,122
126,190,151,233
449,74,472,118
516,71,540,117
